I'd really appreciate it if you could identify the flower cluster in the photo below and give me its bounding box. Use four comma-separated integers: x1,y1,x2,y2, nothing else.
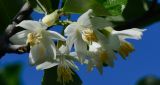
9,9,145,84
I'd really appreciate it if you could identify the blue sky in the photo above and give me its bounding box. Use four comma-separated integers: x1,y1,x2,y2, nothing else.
1,10,160,85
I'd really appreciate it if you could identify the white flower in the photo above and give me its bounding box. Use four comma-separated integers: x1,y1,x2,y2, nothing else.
42,9,63,27
86,27,145,74
57,45,78,84
65,9,145,74
36,45,79,84
9,20,66,66
86,42,116,74
103,27,146,58
64,9,112,63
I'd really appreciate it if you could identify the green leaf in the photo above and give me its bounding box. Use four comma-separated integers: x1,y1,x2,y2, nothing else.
42,66,82,85
98,0,128,16
63,0,109,16
0,63,22,85
30,0,60,14
63,0,128,16
0,0,24,34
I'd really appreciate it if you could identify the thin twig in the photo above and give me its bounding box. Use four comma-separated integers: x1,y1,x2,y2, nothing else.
0,2,33,58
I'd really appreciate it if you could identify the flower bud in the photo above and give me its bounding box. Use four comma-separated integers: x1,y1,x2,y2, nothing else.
42,9,63,27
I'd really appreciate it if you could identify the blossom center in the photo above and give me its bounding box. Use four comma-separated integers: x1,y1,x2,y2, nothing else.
82,29,98,44
27,33,42,46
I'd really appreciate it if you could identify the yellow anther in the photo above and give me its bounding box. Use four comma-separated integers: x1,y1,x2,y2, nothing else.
99,51,109,64
118,42,134,59
57,65,73,85
95,51,109,69
82,29,98,44
26,33,42,47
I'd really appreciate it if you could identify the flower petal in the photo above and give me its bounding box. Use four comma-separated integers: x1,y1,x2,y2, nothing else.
89,42,101,52
108,35,120,50
105,50,116,67
29,43,46,65
36,62,58,70
87,60,94,72
74,34,87,52
66,60,79,70
94,30,109,48
65,23,81,50
47,30,66,41
91,17,113,30
74,33,88,62
64,22,80,36
16,20,48,32
66,35,76,51
66,52,79,62
112,28,146,40
41,37,56,60
96,63,103,74
118,40,134,59
97,27,120,50
77,9,93,27
59,45,69,54
9,30,30,45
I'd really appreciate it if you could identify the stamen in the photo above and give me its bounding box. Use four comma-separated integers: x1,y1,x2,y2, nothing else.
57,65,73,85
94,51,109,74
95,51,108,68
99,51,109,64
82,29,98,44
119,42,134,59
26,33,42,47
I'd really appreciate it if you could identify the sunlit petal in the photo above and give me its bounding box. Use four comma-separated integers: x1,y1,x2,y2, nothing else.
66,60,79,70
77,9,93,27
29,43,46,65
64,22,80,36
74,34,88,62
89,42,101,52
41,37,56,60
36,62,58,70
112,28,146,40
47,30,66,41
16,20,48,32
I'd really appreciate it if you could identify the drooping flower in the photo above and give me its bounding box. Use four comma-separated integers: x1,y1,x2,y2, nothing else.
9,20,66,67
36,45,79,84
86,27,145,74
64,9,146,74
64,9,112,63
101,27,146,59
56,45,78,84
86,42,116,74
64,9,117,74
